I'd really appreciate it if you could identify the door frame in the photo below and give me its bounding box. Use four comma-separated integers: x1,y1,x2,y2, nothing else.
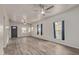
11,26,17,38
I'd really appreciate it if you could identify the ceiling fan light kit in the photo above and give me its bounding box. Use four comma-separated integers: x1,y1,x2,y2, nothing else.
39,4,54,16
41,8,45,15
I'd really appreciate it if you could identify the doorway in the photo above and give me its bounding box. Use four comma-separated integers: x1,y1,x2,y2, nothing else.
11,26,17,38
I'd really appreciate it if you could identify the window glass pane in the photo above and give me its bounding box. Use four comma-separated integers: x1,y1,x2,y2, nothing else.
22,27,26,33
55,22,62,40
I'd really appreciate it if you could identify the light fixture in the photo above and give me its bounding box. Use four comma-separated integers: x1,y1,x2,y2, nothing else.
41,8,45,15
23,15,27,19
21,15,27,25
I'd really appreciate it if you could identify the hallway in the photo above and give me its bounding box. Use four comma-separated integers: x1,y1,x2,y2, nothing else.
4,37,79,55
0,4,79,55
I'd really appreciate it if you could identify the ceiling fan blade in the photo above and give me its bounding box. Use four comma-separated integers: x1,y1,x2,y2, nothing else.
45,5,54,10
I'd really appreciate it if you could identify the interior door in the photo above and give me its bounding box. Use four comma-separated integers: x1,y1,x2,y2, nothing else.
11,26,17,38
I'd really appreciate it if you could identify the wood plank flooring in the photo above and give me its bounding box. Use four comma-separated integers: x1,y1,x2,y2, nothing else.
4,37,79,55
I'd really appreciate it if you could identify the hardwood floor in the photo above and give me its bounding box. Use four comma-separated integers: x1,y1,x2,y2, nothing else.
4,37,79,55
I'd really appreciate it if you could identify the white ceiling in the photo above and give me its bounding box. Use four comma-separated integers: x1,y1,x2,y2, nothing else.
1,4,78,23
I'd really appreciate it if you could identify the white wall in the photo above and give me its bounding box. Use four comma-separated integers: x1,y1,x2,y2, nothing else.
3,11,10,48
10,21,31,38
31,6,79,49
0,6,10,54
0,15,4,54
0,7,10,54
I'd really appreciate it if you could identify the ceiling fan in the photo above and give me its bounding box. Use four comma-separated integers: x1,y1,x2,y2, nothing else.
39,4,54,16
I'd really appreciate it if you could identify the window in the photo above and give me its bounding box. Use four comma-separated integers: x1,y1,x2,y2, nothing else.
37,25,39,35
22,27,26,33
62,21,65,40
53,22,56,38
41,24,43,35
53,21,65,40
